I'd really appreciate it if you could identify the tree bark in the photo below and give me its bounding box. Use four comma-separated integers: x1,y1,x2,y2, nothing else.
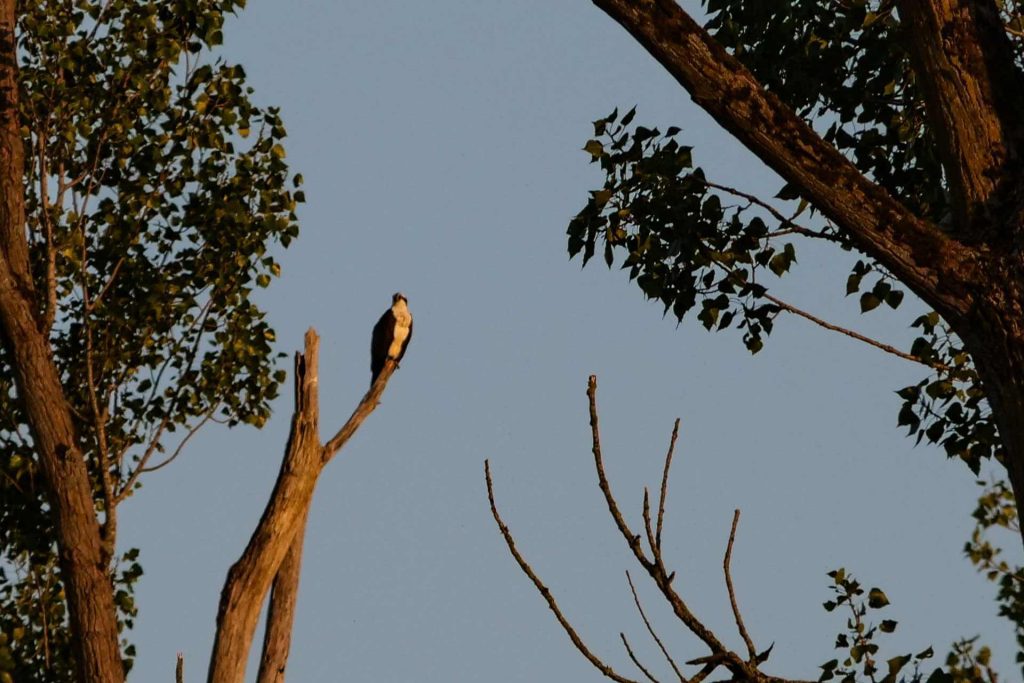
208,330,400,683
897,0,1024,235
591,0,981,327
0,3,125,681
255,509,309,683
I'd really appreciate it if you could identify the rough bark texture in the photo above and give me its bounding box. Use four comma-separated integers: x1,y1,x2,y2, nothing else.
897,0,1024,235
592,0,981,327
591,0,1024,546
208,329,399,683
255,509,309,683
0,4,125,681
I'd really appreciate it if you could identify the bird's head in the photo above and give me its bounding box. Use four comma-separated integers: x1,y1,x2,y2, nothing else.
392,292,407,305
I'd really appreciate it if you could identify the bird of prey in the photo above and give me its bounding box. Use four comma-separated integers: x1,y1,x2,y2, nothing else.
370,292,413,385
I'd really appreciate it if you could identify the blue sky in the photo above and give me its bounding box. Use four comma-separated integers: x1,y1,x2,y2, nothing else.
118,2,1020,680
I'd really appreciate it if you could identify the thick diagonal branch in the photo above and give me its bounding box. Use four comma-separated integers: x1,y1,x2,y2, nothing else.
590,0,978,324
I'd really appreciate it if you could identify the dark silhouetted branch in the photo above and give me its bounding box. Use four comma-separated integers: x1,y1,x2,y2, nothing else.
723,510,757,662
655,419,679,551
489,375,817,683
763,293,948,372
626,571,686,683
620,632,661,683
485,459,643,683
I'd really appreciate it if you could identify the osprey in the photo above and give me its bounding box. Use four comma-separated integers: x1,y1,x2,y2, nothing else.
370,292,413,385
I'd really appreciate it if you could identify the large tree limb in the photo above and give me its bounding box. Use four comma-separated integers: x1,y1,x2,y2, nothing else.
591,0,979,324
0,4,125,681
207,330,400,683
897,0,1024,235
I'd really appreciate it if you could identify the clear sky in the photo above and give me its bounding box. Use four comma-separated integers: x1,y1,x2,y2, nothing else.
118,2,1020,681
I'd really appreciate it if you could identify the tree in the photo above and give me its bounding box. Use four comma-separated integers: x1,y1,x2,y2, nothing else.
568,1,1024,542
523,0,1024,678
0,1,300,680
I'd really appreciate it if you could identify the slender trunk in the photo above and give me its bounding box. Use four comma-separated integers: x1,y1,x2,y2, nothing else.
206,333,321,683
0,3,124,681
256,510,309,683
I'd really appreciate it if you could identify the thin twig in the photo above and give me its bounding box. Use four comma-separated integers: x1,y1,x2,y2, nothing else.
135,409,217,473
36,132,57,332
655,419,679,551
723,510,757,662
642,488,657,556
620,633,661,683
764,293,948,371
485,460,643,683
699,179,844,244
626,571,687,683
82,258,116,562
587,376,651,569
588,377,728,659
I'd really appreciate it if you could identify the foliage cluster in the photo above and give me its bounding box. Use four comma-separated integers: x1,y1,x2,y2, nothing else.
0,1,301,679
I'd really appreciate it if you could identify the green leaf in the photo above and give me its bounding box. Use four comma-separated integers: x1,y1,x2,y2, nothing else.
882,654,911,683
583,139,604,160
867,588,889,608
860,292,881,312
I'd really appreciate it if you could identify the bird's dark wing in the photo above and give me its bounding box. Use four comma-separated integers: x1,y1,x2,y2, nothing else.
370,310,393,382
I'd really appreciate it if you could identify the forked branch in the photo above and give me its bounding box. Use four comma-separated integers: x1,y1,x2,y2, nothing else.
486,375,815,683
208,329,402,683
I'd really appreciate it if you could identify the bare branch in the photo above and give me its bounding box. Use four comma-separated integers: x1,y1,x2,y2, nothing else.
138,408,216,475
700,179,844,245
588,376,730,660
626,571,686,683
36,132,57,332
322,359,399,461
493,376,820,683
620,633,661,683
588,376,651,568
176,652,184,683
722,510,757,662
485,460,643,683
763,293,948,371
642,488,657,556
655,419,679,551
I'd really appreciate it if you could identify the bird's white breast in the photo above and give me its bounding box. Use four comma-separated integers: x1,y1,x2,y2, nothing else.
388,300,412,358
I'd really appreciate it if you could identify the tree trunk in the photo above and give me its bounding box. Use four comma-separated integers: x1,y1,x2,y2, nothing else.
256,510,309,683
207,334,322,683
208,330,400,683
961,277,1024,546
0,3,125,681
